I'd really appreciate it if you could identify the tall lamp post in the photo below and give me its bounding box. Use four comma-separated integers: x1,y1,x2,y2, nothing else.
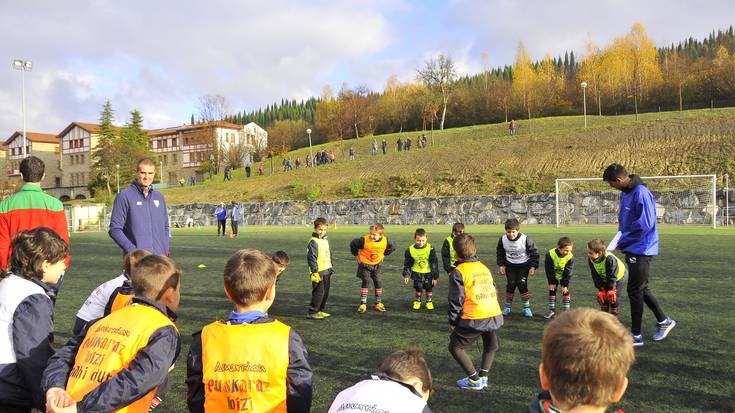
12,59,33,157
580,81,588,129
116,164,120,193
306,128,313,160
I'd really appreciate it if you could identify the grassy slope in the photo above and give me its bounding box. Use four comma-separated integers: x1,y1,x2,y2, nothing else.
161,109,735,204
54,225,735,413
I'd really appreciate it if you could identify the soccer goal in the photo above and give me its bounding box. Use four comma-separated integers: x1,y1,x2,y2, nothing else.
555,174,718,228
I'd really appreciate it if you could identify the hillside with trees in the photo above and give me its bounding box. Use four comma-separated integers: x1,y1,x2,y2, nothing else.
219,24,735,155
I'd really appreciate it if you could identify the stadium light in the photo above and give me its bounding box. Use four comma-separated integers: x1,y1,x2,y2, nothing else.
12,59,33,157
580,81,588,129
306,128,313,160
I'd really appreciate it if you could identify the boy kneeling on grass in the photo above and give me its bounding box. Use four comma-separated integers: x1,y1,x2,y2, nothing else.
530,307,634,413
186,248,312,413
43,255,182,413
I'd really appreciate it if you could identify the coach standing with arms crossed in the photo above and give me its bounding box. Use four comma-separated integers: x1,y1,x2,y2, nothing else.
603,163,676,348
109,158,170,256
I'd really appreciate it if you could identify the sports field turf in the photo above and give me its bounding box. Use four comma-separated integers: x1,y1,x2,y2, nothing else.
54,225,735,412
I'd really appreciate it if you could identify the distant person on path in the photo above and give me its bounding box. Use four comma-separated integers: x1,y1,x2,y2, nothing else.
405,137,412,151
230,201,240,237
349,146,356,161
0,156,70,272
223,166,231,181
328,150,335,163
381,139,388,154
259,163,265,175
214,202,227,237
109,158,170,256
306,154,312,167
295,157,302,169
509,119,517,136
371,139,378,156
397,137,403,152
245,164,251,178
603,163,676,348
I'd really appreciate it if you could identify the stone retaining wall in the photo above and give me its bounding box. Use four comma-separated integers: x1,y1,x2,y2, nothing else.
162,189,734,227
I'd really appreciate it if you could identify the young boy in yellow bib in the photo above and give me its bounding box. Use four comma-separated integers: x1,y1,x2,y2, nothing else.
186,248,313,413
43,255,182,413
448,233,504,390
350,224,396,313
587,239,628,316
441,222,465,275
307,217,334,319
402,228,439,310
542,237,575,320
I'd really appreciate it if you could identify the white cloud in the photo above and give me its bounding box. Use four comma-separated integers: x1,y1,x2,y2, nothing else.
1,0,733,137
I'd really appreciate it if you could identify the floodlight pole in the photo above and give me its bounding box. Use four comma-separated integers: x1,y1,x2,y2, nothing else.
13,59,33,157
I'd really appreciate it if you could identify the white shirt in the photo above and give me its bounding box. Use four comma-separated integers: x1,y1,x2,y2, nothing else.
502,234,529,264
75,273,127,322
328,376,429,413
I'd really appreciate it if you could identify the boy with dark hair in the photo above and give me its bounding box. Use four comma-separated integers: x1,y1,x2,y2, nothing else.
496,218,539,317
0,228,67,412
543,237,575,320
350,223,396,313
186,249,312,413
402,228,439,310
0,155,70,272
441,222,465,275
43,255,182,413
307,217,334,319
328,347,433,413
272,250,289,280
73,249,151,335
529,308,634,413
587,239,628,316
448,233,504,390
603,163,675,347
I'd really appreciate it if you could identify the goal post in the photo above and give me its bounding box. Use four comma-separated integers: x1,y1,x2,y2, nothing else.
555,174,717,229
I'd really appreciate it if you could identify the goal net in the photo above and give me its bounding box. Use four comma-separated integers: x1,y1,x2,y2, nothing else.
555,175,717,228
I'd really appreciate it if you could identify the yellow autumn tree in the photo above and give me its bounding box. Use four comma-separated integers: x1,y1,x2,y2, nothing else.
535,53,566,116
512,42,536,120
625,22,662,118
578,40,605,115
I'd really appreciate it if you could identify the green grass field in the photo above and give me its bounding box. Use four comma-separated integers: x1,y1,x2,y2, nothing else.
54,225,735,412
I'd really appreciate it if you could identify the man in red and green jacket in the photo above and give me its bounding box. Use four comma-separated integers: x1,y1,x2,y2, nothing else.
0,156,70,271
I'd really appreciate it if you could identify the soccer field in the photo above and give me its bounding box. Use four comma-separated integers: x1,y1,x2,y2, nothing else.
55,225,735,413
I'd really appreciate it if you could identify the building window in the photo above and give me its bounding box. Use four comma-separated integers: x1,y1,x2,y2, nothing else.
173,153,177,163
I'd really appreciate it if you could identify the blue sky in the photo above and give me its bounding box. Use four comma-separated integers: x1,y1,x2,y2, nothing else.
1,0,734,135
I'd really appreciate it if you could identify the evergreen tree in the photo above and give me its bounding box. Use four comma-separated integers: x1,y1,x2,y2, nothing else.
92,100,118,195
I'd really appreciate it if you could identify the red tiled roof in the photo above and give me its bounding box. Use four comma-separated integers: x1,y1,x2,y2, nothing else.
5,131,60,145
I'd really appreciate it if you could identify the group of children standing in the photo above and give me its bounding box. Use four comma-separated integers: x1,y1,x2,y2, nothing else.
0,216,651,413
